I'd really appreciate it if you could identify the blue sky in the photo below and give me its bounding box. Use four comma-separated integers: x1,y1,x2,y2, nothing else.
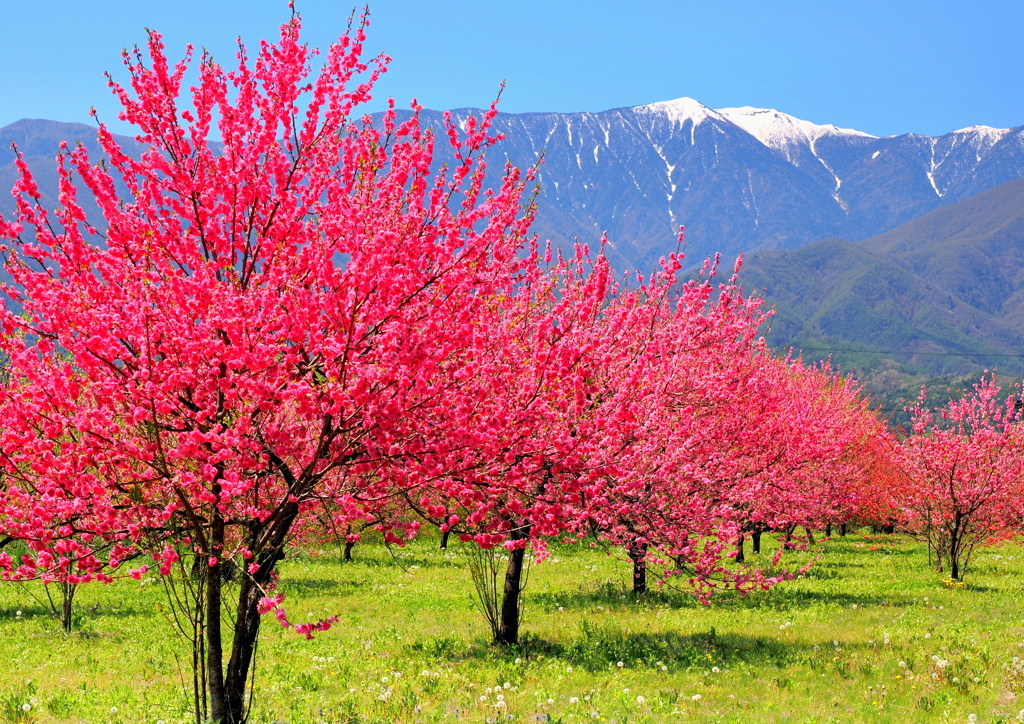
1,0,1021,137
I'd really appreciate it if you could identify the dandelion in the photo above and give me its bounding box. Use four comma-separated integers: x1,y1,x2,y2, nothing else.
515,658,523,665
546,698,554,705
569,697,580,704
973,677,981,683
898,661,906,668
925,633,932,639
660,665,668,671
21,704,30,712
691,694,702,701
968,715,978,723
636,695,646,704
110,706,119,714
504,682,511,689
616,661,624,668
712,667,720,673
487,718,497,724
622,688,630,694
481,695,488,702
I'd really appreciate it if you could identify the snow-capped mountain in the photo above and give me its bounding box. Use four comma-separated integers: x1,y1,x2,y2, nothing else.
413,98,1024,271
2,101,1023,273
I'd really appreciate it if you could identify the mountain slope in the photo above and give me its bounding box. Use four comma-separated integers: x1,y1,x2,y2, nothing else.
740,178,1024,394
861,178,1024,323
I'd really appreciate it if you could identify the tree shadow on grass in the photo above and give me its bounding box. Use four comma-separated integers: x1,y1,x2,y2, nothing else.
841,546,920,558
280,577,359,596
730,587,912,610
414,625,819,673
326,547,467,572
533,582,910,614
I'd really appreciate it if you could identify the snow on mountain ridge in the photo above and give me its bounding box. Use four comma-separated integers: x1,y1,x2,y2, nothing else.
634,97,726,128
948,125,1012,151
716,106,875,156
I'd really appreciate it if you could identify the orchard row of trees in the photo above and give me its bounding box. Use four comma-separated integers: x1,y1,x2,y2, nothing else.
0,12,1021,724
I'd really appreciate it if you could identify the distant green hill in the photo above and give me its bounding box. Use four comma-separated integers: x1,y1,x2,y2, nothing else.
741,178,1024,423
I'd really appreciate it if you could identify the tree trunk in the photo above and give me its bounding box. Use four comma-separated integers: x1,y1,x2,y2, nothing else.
224,577,263,721
782,525,797,550
840,523,848,537
60,582,76,635
825,523,833,537
207,557,227,723
343,540,355,562
752,530,762,554
495,526,530,646
805,527,816,546
949,523,963,581
440,529,450,551
734,534,745,564
495,547,526,645
628,544,648,594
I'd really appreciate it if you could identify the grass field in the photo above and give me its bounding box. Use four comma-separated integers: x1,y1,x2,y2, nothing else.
1,532,1023,724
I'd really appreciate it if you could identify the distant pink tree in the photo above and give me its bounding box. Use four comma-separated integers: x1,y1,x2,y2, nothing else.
585,258,885,598
891,376,1024,580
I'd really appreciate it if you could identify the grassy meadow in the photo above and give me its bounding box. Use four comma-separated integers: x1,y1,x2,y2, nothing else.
2,532,1024,724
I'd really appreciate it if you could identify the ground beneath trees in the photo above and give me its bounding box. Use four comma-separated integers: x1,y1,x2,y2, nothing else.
1,533,1022,723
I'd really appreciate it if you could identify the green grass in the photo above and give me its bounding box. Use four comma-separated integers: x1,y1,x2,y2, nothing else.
2,532,1024,723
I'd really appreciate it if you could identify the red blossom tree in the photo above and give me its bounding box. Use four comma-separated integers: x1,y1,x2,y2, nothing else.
0,12,546,722
402,246,632,644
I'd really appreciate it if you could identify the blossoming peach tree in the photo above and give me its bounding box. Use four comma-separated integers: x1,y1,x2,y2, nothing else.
0,11,546,723
891,375,1024,581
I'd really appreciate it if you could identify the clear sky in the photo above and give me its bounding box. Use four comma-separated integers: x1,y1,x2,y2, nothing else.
1,0,1021,138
